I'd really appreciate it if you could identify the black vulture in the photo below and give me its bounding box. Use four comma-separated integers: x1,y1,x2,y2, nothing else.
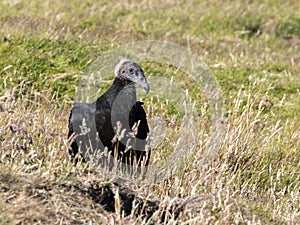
68,59,150,173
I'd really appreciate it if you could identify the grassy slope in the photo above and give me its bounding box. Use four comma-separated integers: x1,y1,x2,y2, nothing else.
0,0,300,224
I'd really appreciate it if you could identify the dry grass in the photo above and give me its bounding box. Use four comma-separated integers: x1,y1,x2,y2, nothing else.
1,82,299,224
1,0,300,224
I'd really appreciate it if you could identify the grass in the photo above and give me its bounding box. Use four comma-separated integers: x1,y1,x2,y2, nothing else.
1,0,300,224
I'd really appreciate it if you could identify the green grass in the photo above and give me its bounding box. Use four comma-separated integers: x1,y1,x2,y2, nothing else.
1,0,300,224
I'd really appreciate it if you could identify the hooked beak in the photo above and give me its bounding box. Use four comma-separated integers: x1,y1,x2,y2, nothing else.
142,82,149,93
136,70,149,93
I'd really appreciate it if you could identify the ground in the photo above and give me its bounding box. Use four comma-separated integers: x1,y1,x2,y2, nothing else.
0,0,300,224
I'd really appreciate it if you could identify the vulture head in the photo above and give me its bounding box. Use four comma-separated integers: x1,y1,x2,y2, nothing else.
114,59,149,92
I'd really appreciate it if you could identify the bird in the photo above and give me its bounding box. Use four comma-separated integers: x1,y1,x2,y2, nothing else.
68,59,150,174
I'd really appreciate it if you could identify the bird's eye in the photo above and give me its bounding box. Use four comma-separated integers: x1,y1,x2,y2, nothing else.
122,70,126,74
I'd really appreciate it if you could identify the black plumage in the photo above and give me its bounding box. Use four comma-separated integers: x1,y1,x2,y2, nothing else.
68,59,150,172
